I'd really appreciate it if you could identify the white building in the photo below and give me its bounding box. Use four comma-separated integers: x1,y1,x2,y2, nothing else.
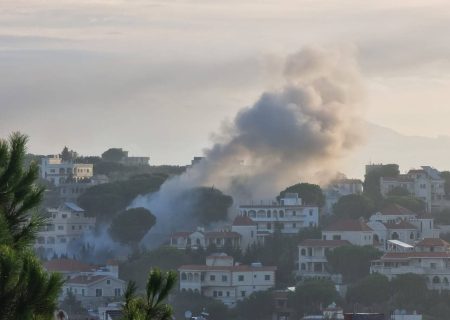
371,238,450,290
380,166,447,212
368,204,440,251
44,258,119,281
178,253,276,307
324,178,363,215
34,202,95,258
322,219,374,246
238,193,319,235
231,216,259,250
169,228,241,250
62,275,126,309
40,155,93,186
297,239,350,282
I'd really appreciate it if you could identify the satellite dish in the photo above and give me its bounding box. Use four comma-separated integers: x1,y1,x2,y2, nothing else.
185,310,193,319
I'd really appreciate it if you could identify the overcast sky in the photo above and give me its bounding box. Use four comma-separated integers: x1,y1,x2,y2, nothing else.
1,0,450,175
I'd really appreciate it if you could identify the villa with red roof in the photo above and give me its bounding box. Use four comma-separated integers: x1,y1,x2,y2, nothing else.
322,218,375,246
371,238,450,290
170,227,241,250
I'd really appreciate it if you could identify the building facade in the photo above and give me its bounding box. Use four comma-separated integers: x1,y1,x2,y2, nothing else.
34,202,95,258
178,253,276,307
40,155,93,186
238,193,319,235
322,219,374,246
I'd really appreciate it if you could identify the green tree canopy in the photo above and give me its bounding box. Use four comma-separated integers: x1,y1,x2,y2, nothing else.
0,132,63,320
333,194,375,219
234,290,274,320
390,273,428,311
278,183,325,206
109,207,156,246
387,186,411,197
78,173,166,221
382,196,425,213
326,245,382,283
122,268,177,320
101,148,127,162
346,273,390,306
289,279,341,316
364,164,399,203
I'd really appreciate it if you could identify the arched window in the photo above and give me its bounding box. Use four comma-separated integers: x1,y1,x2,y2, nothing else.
410,232,415,240
194,273,199,281
391,232,399,240
249,210,256,218
433,276,440,284
188,273,193,281
181,273,187,281
301,249,306,256
267,210,271,218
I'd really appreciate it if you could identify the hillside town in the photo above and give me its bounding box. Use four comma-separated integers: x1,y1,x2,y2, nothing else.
14,146,450,320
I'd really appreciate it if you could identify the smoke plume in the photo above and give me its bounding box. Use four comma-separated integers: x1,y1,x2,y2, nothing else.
131,46,365,235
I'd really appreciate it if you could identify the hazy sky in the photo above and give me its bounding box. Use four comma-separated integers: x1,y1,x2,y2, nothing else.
1,0,450,173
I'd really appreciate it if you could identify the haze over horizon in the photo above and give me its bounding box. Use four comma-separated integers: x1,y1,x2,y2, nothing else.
2,0,450,179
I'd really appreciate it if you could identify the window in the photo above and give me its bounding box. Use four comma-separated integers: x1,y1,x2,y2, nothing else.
309,209,313,216
79,225,82,230
251,231,254,238
267,223,271,230
107,279,111,285
210,275,216,281
332,235,341,240
238,275,244,282
115,288,121,297
58,226,64,230
82,289,85,296
72,226,75,230
181,273,187,280
293,223,296,228
301,248,306,256
96,289,102,297
213,291,218,297
265,275,271,281
241,291,246,297
226,291,230,297
293,211,296,216
279,211,284,218
218,291,223,297
222,275,227,282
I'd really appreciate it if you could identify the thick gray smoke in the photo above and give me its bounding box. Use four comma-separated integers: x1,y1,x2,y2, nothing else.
131,46,365,236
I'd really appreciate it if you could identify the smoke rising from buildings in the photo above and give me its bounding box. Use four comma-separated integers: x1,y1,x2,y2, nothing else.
131,46,366,236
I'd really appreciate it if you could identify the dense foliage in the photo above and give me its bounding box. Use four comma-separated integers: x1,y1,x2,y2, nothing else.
78,173,166,221
109,207,156,246
333,194,375,219
172,291,229,320
364,164,399,204
326,245,383,283
278,183,325,206
382,196,426,213
122,268,177,320
0,133,63,320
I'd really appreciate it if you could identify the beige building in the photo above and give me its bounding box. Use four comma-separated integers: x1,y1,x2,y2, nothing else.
40,155,93,186
178,253,276,307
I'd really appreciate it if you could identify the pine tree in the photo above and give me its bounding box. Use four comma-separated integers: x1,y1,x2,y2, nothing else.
0,132,63,320
122,268,177,320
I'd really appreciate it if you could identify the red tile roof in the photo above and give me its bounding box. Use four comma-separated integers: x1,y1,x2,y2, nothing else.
299,239,351,247
324,219,373,232
44,259,93,273
383,220,417,230
178,265,277,272
416,238,450,247
233,216,257,226
379,204,416,216
381,252,450,260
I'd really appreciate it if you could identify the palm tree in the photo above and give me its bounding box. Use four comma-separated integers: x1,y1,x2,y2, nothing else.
0,132,63,320
122,268,177,320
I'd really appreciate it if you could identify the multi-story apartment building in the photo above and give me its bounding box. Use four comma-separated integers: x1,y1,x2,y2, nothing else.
34,202,95,258
380,166,447,212
371,238,450,291
297,239,350,282
178,253,276,307
40,155,93,186
238,193,319,235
